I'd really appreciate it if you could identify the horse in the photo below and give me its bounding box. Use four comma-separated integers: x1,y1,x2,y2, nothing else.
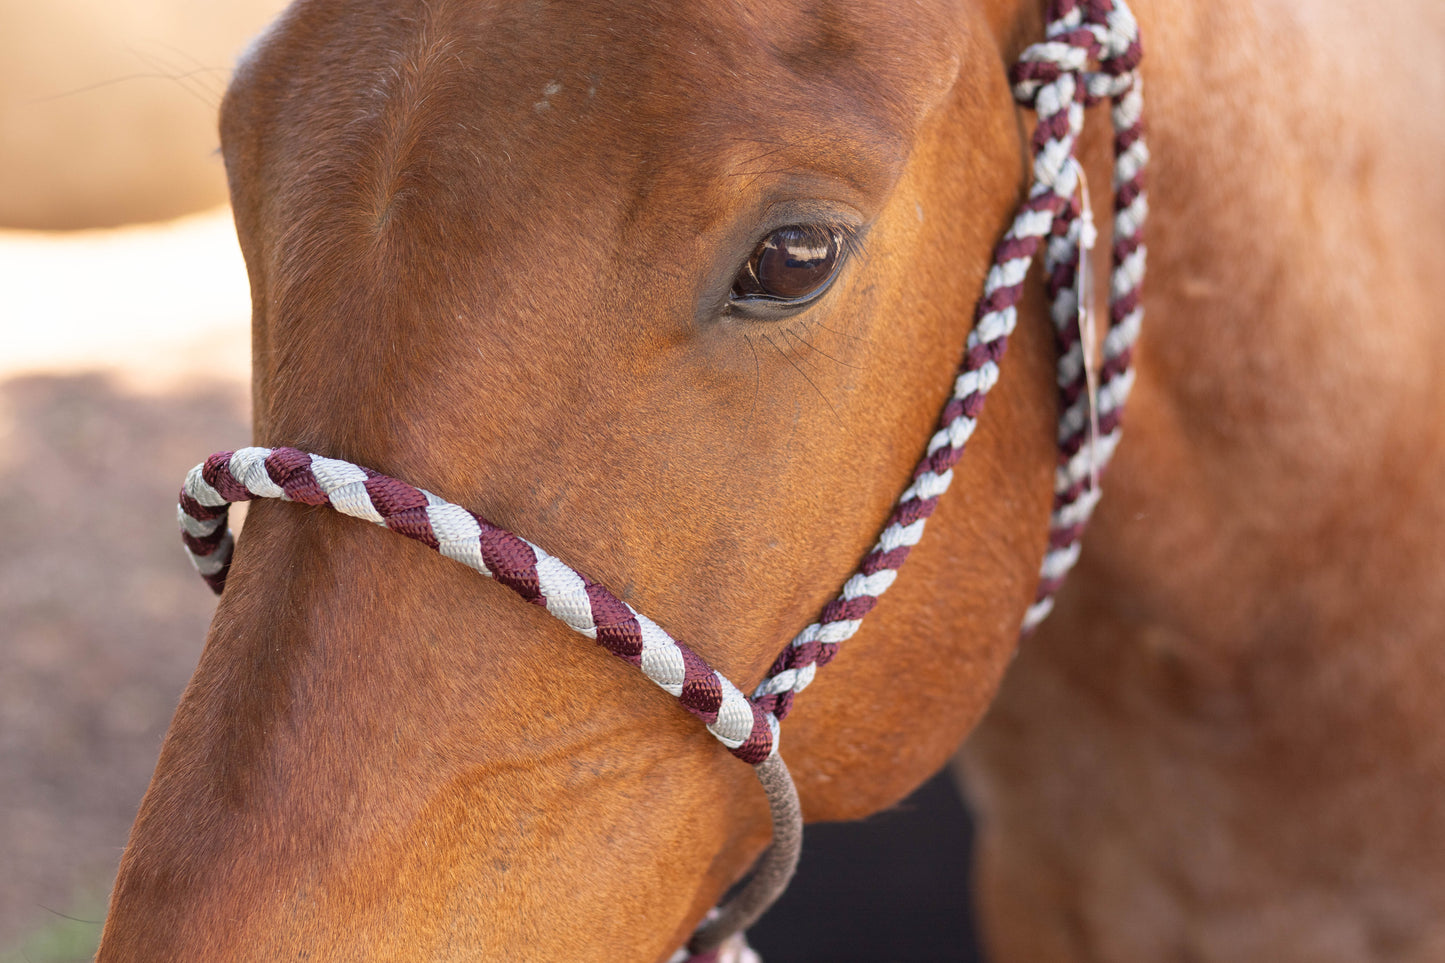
97,0,1445,960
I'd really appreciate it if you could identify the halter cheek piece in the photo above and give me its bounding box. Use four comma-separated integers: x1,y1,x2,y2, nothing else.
176,1,1145,958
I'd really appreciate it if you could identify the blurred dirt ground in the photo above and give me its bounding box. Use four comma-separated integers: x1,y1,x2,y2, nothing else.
0,211,252,961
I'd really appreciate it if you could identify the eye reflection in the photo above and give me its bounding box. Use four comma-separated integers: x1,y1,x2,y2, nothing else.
732,225,845,303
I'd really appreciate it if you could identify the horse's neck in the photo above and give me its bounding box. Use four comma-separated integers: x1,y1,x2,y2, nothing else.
960,1,1445,958
1101,0,1445,607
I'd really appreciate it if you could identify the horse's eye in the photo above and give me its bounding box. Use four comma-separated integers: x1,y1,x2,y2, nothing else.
732,225,844,303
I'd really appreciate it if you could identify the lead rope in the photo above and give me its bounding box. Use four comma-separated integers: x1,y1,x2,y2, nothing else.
176,1,1144,958
750,0,1146,721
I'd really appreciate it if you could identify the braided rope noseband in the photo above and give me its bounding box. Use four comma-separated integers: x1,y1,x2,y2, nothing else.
176,2,1144,958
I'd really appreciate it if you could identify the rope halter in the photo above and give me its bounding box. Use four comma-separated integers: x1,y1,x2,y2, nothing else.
176,1,1145,958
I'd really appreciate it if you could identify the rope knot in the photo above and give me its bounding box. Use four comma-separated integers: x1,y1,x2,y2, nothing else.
1010,0,1141,108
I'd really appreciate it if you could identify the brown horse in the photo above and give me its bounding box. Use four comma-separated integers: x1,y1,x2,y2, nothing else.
99,0,1445,960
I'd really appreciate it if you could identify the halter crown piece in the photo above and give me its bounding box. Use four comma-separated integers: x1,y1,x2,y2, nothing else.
175,2,1144,959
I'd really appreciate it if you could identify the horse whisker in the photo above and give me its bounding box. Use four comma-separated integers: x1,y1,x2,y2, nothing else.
125,46,222,110
813,320,874,347
787,322,862,370
763,332,842,426
742,331,761,427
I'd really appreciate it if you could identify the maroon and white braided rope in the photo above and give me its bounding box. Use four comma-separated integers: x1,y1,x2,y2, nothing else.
180,446,780,763
182,448,795,955
1021,0,1147,631
752,0,1146,715
177,1,1144,956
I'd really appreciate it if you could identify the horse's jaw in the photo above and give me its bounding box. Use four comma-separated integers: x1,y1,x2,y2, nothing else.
100,500,778,962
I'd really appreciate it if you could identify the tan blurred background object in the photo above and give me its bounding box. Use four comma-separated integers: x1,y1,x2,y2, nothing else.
0,2,286,959
0,0,287,230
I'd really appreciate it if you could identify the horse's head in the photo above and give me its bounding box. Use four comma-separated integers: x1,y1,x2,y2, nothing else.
101,0,1065,958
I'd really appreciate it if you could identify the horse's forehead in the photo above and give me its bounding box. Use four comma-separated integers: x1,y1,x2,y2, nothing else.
239,0,964,180
437,0,958,97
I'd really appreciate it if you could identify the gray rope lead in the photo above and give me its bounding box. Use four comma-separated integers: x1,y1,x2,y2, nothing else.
688,755,803,956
